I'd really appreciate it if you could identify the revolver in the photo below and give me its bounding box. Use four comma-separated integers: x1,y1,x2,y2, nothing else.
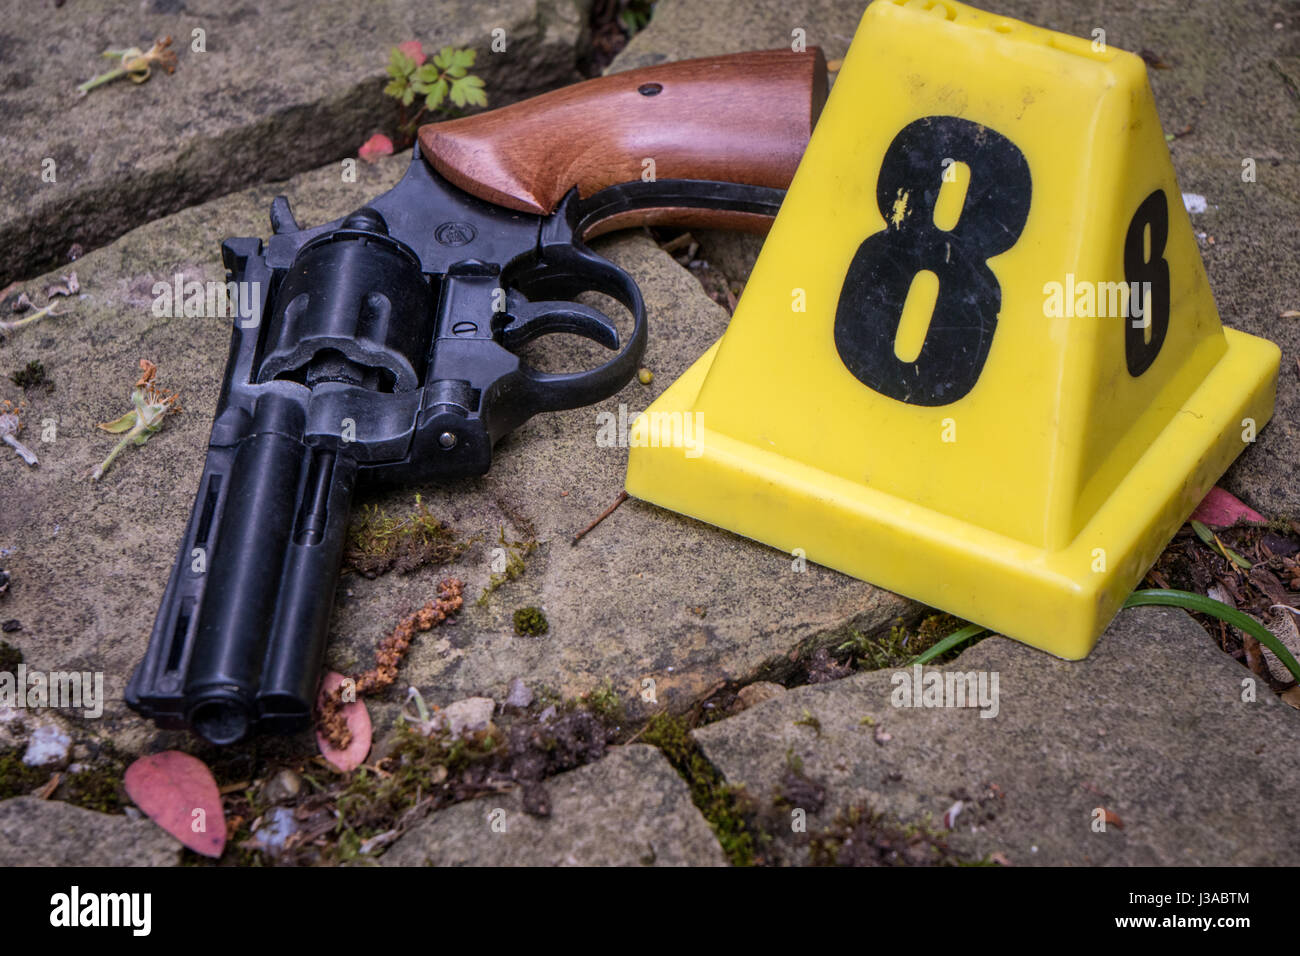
126,49,828,745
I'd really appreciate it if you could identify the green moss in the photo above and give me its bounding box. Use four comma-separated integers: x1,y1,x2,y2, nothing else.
476,530,537,606
10,360,50,391
580,680,624,724
0,640,22,673
335,723,501,844
809,803,982,867
641,713,756,866
793,709,822,735
512,606,549,636
343,494,464,578
0,747,50,799
835,612,971,671
61,764,126,813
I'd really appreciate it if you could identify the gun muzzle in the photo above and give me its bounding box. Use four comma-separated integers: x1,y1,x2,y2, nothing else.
126,392,357,744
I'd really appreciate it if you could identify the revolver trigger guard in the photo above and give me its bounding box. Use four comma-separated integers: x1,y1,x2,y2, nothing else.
500,247,647,414
497,292,620,352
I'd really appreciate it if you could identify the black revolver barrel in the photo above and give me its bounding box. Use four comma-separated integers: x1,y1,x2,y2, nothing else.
126,391,356,745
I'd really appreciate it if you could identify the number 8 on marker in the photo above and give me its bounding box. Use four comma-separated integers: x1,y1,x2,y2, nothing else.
834,115,1032,407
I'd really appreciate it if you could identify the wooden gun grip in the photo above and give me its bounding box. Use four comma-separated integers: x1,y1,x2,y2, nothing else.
418,49,827,233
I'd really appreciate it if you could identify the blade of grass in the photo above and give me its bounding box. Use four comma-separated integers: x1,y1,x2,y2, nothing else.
1190,519,1251,569
1124,588,1300,684
910,623,987,666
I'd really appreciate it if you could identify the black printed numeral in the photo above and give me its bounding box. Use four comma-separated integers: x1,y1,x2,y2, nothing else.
1123,189,1170,377
834,115,1032,406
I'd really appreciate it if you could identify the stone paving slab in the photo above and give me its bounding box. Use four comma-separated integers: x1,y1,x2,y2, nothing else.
0,148,911,756
381,744,726,865
0,795,181,866
616,0,1300,519
0,0,592,286
694,606,1300,866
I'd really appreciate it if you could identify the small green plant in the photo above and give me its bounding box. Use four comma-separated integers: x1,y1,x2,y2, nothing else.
910,622,987,666
343,494,463,577
10,361,51,392
0,748,51,800
77,36,177,96
512,606,549,636
384,42,487,143
642,713,755,865
580,680,624,723
834,613,976,671
92,360,180,481
793,709,821,735
1125,588,1300,683
1190,520,1252,569
617,0,656,35
0,303,65,338
476,530,537,606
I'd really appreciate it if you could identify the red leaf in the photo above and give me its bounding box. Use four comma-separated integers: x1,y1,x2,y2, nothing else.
316,671,372,772
124,751,226,858
397,40,426,66
358,133,394,164
1191,487,1265,528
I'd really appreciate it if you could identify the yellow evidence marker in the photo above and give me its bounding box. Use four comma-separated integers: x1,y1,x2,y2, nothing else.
625,0,1279,659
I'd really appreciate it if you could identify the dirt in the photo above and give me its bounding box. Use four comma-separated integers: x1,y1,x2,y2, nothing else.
188,684,623,865
808,803,981,867
1143,520,1300,693
578,0,654,76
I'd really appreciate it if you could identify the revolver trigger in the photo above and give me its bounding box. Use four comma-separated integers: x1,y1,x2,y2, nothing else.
497,291,620,352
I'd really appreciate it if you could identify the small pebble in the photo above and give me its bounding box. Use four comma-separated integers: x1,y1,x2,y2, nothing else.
637,367,653,385
505,678,534,709
247,806,298,858
23,724,72,769
260,767,303,805
440,696,496,737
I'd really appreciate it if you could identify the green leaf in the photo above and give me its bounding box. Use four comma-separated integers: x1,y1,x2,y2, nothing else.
1219,539,1253,570
401,87,415,107
450,74,486,108
97,410,138,434
383,78,406,99
1190,519,1252,569
423,77,448,110
1124,588,1300,684
446,64,467,79
909,623,987,666
451,48,476,69
413,63,441,84
433,45,456,70
388,48,416,78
